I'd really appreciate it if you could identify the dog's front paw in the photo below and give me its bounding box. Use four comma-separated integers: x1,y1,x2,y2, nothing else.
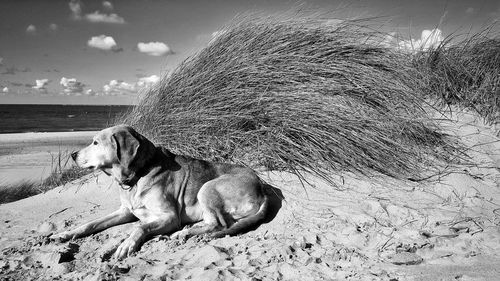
49,231,74,243
114,237,140,260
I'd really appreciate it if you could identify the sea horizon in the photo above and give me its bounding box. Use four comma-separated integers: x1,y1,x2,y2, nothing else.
0,104,132,134
0,102,133,106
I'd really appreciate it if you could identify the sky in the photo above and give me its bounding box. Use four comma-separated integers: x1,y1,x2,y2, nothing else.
0,0,498,105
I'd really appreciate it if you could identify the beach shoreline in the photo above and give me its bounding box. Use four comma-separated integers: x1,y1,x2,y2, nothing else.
0,131,97,184
0,131,98,144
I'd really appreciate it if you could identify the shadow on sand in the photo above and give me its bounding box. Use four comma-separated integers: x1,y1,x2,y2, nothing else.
237,183,284,234
262,183,284,224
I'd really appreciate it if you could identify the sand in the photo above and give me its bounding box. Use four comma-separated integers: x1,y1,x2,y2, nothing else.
1,112,500,280
0,131,96,184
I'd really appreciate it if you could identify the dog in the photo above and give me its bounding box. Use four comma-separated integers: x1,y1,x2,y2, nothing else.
50,125,269,259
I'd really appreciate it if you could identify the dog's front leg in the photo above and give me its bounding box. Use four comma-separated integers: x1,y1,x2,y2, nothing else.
50,206,137,242
114,212,179,259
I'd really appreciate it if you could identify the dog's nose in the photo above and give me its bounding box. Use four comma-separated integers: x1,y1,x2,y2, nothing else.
71,151,78,161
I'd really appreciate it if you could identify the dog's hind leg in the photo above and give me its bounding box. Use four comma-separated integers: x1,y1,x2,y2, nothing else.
183,209,221,237
170,209,227,240
215,208,228,228
178,181,230,238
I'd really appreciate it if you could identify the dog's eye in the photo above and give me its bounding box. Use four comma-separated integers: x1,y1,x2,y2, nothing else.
93,141,98,145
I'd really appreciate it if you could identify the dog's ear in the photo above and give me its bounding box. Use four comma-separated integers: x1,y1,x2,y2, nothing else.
112,128,140,170
110,126,156,185
111,127,140,185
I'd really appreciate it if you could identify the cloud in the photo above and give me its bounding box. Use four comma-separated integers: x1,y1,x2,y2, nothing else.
2,87,8,93
137,75,160,87
399,28,444,52
26,24,36,34
102,1,113,10
85,11,125,24
102,75,160,95
85,89,96,96
49,23,58,31
69,0,125,24
33,79,50,90
137,42,173,56
103,80,136,95
60,77,86,95
69,0,83,20
0,57,3,65
465,7,475,15
381,32,397,48
87,35,119,51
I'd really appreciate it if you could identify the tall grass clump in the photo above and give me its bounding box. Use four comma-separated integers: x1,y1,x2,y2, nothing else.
122,12,459,184
0,180,40,204
415,27,500,124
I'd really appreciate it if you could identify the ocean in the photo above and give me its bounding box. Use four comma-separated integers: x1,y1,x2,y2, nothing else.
0,104,132,133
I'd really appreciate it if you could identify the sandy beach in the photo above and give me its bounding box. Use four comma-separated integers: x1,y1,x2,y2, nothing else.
0,131,96,184
0,111,500,280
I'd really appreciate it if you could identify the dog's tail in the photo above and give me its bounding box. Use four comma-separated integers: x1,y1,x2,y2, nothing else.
211,194,270,238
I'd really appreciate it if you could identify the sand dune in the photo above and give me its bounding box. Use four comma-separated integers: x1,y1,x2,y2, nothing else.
1,112,500,280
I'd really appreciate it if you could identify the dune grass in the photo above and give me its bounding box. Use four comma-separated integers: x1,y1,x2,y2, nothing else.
120,13,462,185
414,27,500,124
0,180,40,205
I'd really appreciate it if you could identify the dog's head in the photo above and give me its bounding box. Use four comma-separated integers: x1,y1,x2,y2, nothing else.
72,125,156,185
